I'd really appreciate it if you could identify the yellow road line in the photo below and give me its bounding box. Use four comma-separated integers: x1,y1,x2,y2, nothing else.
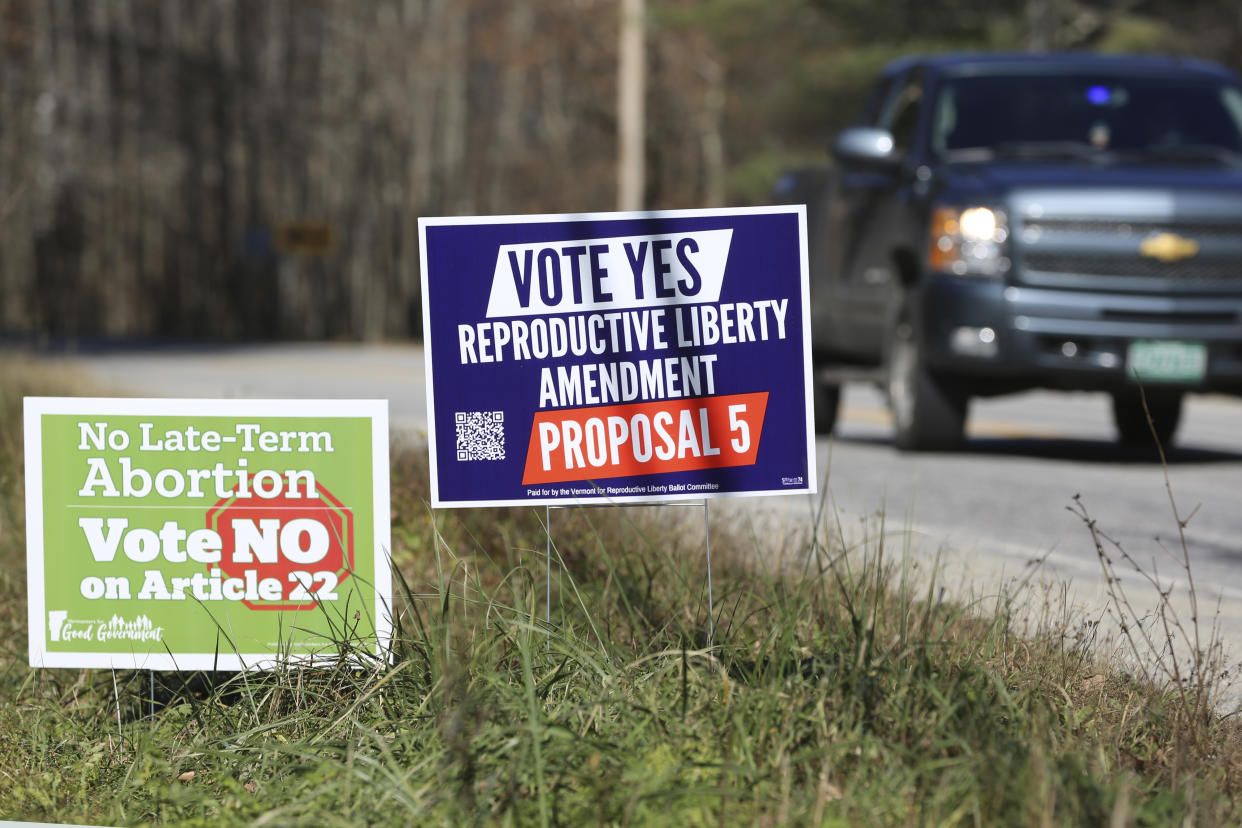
840,405,1064,439
840,405,893,426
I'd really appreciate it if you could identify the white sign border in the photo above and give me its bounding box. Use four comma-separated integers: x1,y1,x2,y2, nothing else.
24,397,392,672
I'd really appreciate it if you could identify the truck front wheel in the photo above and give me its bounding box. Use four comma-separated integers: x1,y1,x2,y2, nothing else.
1111,389,1183,448
813,381,841,435
886,316,967,451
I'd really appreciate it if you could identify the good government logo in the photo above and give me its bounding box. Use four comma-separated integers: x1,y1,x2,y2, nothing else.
48,611,165,644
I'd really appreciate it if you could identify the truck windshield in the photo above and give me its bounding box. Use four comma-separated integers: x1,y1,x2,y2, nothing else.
932,72,1242,165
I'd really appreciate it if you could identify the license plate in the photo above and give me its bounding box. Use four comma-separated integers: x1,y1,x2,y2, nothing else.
1126,340,1207,383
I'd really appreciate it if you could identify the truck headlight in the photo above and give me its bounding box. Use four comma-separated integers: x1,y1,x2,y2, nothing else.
928,206,1009,277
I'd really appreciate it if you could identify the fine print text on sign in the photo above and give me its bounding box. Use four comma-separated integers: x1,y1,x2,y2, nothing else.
420,207,816,507
25,398,392,671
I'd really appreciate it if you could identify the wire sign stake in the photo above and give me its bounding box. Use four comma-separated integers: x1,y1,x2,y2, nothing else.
543,500,715,651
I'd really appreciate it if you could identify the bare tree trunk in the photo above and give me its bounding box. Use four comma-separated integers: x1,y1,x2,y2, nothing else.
1,0,39,331
698,51,725,208
438,0,469,214
489,1,533,213
1025,0,1055,52
617,0,644,211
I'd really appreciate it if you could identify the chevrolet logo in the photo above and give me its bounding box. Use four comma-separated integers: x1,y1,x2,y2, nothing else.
1139,232,1199,263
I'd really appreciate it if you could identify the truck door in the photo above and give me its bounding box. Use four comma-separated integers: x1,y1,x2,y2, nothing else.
828,71,925,359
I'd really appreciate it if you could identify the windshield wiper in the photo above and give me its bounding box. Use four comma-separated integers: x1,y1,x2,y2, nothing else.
991,141,1110,161
942,142,1112,164
1125,144,1242,166
941,146,996,162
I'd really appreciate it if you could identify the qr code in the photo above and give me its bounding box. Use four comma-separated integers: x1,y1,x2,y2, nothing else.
455,411,505,461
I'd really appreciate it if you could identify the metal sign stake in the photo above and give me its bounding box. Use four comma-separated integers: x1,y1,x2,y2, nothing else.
546,504,552,651
111,668,123,738
703,500,714,650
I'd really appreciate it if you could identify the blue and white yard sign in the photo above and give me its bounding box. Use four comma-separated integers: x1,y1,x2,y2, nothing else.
419,207,815,508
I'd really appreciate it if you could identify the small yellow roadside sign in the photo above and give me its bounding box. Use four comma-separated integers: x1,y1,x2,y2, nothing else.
275,221,336,256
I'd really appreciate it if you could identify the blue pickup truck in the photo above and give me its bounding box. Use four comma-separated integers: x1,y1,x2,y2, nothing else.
796,53,1242,450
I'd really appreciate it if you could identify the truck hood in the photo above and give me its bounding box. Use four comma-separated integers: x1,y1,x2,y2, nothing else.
943,161,1242,202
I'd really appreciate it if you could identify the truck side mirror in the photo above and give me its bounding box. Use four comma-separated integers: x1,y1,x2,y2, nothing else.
832,127,900,169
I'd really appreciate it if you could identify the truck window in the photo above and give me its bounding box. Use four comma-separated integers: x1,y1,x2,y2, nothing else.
881,75,924,153
861,75,899,125
930,72,1242,160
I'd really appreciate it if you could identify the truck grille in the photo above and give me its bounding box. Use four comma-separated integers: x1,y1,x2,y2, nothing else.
1024,252,1241,281
1018,217,1242,285
1023,218,1242,238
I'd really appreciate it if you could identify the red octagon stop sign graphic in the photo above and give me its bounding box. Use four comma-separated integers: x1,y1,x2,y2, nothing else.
206,483,354,611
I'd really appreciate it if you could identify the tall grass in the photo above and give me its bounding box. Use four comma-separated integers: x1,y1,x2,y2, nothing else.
1,357,1240,825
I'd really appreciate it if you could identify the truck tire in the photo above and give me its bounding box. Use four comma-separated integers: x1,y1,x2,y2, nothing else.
886,315,967,451
814,381,841,435
1111,389,1183,448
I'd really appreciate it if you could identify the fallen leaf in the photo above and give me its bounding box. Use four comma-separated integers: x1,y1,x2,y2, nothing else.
177,771,196,782
1080,674,1107,693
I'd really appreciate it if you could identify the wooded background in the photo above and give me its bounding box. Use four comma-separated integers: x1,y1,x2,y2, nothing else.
3,0,1239,341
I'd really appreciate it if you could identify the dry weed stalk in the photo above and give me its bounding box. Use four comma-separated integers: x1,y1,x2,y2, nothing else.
1068,388,1239,770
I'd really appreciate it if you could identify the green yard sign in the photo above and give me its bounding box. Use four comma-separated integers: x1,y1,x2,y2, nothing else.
24,398,392,671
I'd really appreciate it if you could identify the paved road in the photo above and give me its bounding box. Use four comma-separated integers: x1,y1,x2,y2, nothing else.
41,342,1242,676
819,384,1242,665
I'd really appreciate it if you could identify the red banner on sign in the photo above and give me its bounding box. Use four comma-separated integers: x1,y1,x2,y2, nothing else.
522,392,768,485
